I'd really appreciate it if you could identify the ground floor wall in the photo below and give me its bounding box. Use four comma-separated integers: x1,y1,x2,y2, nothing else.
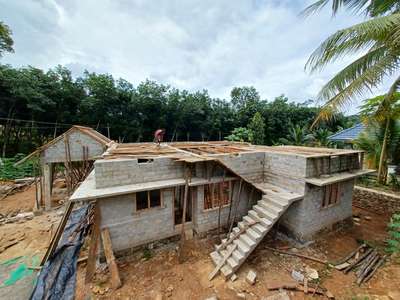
98,179,260,251
98,189,176,252
280,179,354,241
193,181,259,233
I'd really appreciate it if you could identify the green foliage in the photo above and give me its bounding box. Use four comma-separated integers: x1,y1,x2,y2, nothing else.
0,64,355,155
304,0,400,126
302,0,400,17
278,124,314,146
0,21,13,57
225,127,252,142
387,212,400,253
0,154,38,180
142,248,152,260
389,174,400,191
248,112,265,145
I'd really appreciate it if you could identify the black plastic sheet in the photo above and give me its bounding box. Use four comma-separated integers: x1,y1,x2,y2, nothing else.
30,204,92,300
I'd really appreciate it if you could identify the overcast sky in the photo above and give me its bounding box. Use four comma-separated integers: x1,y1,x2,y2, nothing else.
0,0,388,111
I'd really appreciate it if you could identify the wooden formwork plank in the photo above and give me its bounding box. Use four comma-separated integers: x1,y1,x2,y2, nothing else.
101,228,122,289
85,202,101,284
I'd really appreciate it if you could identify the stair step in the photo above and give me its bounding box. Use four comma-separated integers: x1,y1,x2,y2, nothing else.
247,227,262,241
248,210,260,221
210,250,221,265
221,264,233,278
232,249,245,263
252,223,268,234
227,257,239,269
243,215,258,225
265,196,290,209
258,200,281,214
240,233,256,248
234,239,250,255
254,205,278,220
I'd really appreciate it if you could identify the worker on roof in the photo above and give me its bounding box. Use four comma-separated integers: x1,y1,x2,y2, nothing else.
154,129,165,145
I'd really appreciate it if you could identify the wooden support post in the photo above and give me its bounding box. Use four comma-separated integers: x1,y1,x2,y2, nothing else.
178,164,190,263
101,228,121,289
43,163,53,210
85,202,101,284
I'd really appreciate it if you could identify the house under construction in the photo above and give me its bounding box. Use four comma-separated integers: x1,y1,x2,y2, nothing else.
71,141,371,278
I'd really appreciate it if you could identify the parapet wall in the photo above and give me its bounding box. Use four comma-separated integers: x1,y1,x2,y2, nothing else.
94,157,184,188
263,152,307,194
306,154,362,177
217,152,265,183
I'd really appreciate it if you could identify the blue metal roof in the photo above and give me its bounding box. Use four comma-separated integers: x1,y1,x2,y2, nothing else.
328,123,365,142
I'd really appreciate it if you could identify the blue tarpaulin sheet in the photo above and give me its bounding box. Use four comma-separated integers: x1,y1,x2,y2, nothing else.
30,204,92,300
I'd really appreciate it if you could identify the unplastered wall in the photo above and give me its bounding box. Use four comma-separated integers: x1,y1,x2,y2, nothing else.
306,154,361,177
280,179,354,241
263,152,307,194
42,131,105,163
98,189,175,251
95,157,185,188
193,181,259,233
217,152,265,183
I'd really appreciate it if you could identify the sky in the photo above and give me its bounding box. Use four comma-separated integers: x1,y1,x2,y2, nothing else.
0,0,389,111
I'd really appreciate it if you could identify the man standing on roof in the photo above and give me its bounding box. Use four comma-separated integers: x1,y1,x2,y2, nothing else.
154,129,165,145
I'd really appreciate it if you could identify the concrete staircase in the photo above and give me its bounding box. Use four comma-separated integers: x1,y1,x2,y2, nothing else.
210,184,302,279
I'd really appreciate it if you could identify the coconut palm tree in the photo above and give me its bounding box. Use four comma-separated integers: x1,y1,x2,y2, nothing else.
278,124,314,146
303,0,400,124
302,1,400,17
304,0,400,182
310,128,334,147
359,93,400,181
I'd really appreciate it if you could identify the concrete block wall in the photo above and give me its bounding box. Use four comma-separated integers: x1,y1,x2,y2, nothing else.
98,189,175,251
263,152,307,194
217,152,265,183
280,179,354,241
193,181,259,233
42,131,105,163
94,157,185,188
306,154,361,177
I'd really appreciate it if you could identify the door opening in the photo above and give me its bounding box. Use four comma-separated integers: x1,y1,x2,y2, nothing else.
174,185,192,225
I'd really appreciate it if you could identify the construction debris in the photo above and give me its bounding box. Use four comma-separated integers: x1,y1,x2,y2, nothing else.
0,178,34,200
246,270,257,285
265,246,328,265
1,212,34,224
262,291,291,300
334,244,386,285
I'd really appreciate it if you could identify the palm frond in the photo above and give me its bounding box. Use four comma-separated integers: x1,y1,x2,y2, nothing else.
312,52,399,126
306,13,400,73
301,0,399,17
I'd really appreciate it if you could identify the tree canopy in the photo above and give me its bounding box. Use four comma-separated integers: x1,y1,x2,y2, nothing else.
0,64,352,156
0,21,13,57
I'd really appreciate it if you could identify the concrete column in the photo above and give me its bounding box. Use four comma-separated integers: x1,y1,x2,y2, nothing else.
43,163,53,210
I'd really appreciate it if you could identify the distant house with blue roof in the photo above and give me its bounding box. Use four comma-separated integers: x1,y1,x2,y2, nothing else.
328,123,365,147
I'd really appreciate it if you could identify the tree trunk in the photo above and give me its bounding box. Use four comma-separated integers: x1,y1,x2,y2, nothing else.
377,117,390,184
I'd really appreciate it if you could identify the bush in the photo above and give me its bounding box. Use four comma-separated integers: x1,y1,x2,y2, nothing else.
0,154,38,180
387,213,400,254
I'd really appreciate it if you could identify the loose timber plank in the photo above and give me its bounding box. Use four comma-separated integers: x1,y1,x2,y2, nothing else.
40,201,74,266
101,228,121,289
209,243,237,281
85,202,101,284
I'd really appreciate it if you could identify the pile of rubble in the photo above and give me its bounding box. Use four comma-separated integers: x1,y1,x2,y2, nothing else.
0,177,35,200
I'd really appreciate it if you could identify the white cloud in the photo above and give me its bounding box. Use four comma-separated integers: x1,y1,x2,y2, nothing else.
1,0,387,113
